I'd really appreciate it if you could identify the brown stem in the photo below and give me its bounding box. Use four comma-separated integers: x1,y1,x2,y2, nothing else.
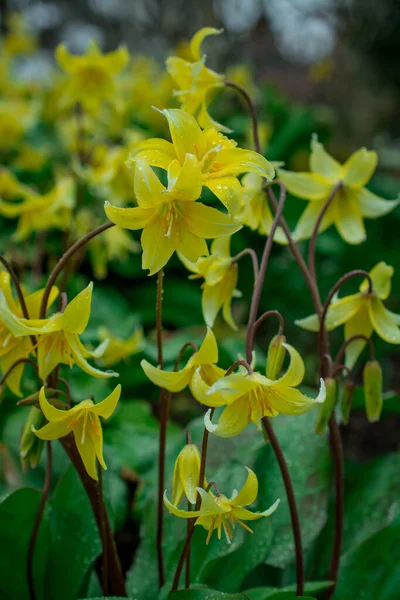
333,364,353,379
225,359,253,376
174,342,198,372
61,435,126,596
27,441,52,600
0,357,38,386
334,334,375,367
245,183,287,363
225,80,261,153
185,500,191,589
326,416,344,600
17,388,67,407
231,248,259,281
57,377,72,408
39,222,115,319
248,309,285,355
98,467,109,595
205,481,221,496
262,417,304,596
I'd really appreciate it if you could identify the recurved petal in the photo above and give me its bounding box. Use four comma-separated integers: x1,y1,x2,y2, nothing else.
310,136,342,180
33,419,71,441
335,189,366,244
167,154,202,201
230,467,258,507
204,399,250,438
268,379,326,415
368,297,400,344
343,304,373,369
190,27,223,61
129,138,177,171
67,333,119,379
101,46,130,73
296,293,361,333
38,386,69,422
0,289,46,338
274,343,305,387
181,201,242,239
277,169,332,201
62,282,93,334
356,187,399,218
191,327,218,366
141,359,193,392
204,177,242,214
341,148,377,188
104,203,154,230
134,158,166,206
233,498,280,520
161,109,206,163
73,419,98,480
215,148,275,181
292,197,336,242
55,44,76,74
360,261,394,300
197,487,227,515
141,219,176,275
190,366,227,407
90,384,121,419
164,491,201,518
90,417,106,470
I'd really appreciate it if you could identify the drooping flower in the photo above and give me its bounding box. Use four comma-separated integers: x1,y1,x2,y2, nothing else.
164,467,280,544
296,262,400,368
278,136,398,244
171,443,203,505
105,158,241,275
97,326,144,367
179,236,241,330
55,40,129,113
129,108,275,214
34,385,121,480
0,282,118,382
166,27,226,131
0,272,58,396
202,344,325,437
141,327,225,397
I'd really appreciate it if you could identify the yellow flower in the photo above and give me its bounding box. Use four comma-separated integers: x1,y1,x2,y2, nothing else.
201,344,325,437
3,13,37,56
34,385,121,480
0,99,34,152
105,158,241,276
141,327,225,396
0,282,119,382
238,173,286,242
0,272,58,396
0,175,76,241
130,108,274,214
179,236,241,330
171,443,203,505
296,262,400,368
55,40,129,113
97,326,144,367
90,225,140,280
14,144,49,172
278,136,398,244
166,27,226,131
0,168,35,201
164,467,280,544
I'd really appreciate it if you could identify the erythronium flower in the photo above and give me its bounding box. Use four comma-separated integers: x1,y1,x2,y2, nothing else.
202,343,325,437
141,327,225,397
34,385,121,480
166,27,226,131
171,443,203,505
105,158,241,275
56,40,129,113
296,262,400,368
179,236,241,330
277,136,398,244
0,282,118,382
0,272,58,396
97,326,144,367
164,467,280,544
128,108,275,214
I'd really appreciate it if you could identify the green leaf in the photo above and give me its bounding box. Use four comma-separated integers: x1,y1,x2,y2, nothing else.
45,466,101,600
0,488,49,600
167,590,248,599
244,580,331,599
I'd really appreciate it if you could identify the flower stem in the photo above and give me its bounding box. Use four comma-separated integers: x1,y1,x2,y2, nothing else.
0,357,38,386
27,441,52,600
225,80,261,153
262,417,304,596
334,334,375,367
247,309,285,356
231,248,259,281
326,416,344,600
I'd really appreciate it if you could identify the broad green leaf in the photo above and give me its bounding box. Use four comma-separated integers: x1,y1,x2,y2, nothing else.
167,590,248,599
244,580,331,599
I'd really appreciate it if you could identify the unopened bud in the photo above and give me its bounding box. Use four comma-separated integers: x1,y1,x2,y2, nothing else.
266,334,286,380
172,443,203,505
315,377,337,434
19,407,45,471
341,381,355,425
363,360,382,423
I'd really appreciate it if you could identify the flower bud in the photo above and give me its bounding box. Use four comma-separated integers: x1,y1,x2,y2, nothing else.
266,334,286,381
19,407,45,471
172,443,203,505
315,377,337,434
363,360,382,422
341,381,355,425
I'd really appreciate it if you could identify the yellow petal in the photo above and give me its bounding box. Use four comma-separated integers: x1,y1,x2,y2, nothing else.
268,380,325,415
190,27,223,61
295,294,361,332
55,44,76,74
67,333,119,379
33,419,71,441
0,289,44,338
335,189,366,244
101,46,129,74
25,286,58,319
214,148,275,181
62,282,93,334
230,467,258,507
368,297,400,344
73,418,98,480
310,136,342,181
207,373,254,402
341,148,377,188
104,202,154,230
210,236,231,257
204,177,242,214
202,268,238,330
0,341,30,397
134,158,166,206
90,384,121,419
161,109,206,163
181,201,242,239
274,343,305,387
38,386,69,422
277,169,332,201
37,334,64,381
190,366,227,407
205,399,250,438
356,187,399,218
167,154,202,201
174,444,201,505
197,487,227,515
129,138,177,171
295,312,319,332
292,198,336,242
141,359,193,392
141,219,176,276
343,304,373,369
190,327,218,366
90,415,106,470
163,491,201,518
165,56,192,91
176,225,209,263
233,498,280,520
360,261,394,300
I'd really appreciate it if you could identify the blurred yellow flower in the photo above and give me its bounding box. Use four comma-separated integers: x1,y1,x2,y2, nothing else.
130,108,275,214
296,262,400,368
34,385,121,480
0,99,34,152
3,13,37,57
55,40,129,113
238,173,286,242
97,326,144,367
278,136,398,244
105,158,241,275
164,467,279,544
14,144,49,172
166,27,225,131
0,168,35,201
